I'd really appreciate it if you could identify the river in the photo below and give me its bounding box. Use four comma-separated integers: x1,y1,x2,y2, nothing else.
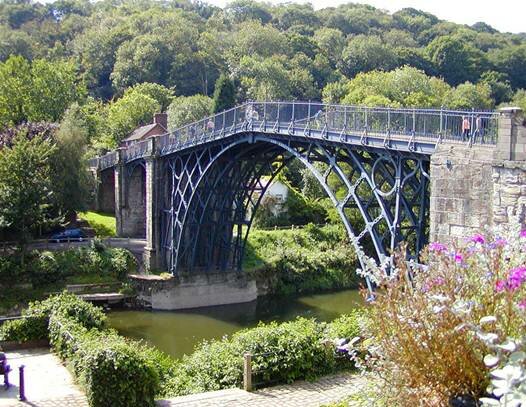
107,289,363,359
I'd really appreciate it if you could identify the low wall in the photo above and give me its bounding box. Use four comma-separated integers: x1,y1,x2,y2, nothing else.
129,272,258,310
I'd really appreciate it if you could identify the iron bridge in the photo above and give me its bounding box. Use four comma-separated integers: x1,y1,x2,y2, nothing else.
89,101,499,277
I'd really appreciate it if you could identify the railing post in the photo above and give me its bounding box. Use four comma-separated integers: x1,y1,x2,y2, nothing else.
243,352,252,392
18,365,26,401
440,106,443,135
263,102,267,132
222,110,225,134
291,101,295,134
277,102,280,132
387,107,390,131
233,107,237,131
412,109,416,134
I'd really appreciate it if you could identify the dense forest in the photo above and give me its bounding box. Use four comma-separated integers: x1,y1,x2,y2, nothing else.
1,0,526,150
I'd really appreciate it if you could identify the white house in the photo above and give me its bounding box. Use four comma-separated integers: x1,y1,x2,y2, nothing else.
256,178,289,216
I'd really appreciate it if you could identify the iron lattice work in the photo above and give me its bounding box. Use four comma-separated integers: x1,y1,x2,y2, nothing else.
158,134,430,276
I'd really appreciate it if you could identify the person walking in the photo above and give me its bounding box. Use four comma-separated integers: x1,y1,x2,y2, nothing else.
461,115,471,141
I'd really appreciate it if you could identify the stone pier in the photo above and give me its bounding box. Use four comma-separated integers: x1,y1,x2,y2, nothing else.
429,107,526,243
129,272,258,310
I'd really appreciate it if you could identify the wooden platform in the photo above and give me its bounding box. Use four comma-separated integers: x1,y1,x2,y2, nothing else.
78,293,133,303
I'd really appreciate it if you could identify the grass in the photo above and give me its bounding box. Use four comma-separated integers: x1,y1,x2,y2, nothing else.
79,211,116,237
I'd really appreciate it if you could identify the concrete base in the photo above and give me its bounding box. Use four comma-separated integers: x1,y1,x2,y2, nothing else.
129,272,258,310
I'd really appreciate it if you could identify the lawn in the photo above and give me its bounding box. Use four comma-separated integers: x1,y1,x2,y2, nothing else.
79,211,116,237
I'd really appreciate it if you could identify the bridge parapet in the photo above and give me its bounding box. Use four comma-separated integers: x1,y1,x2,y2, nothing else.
90,102,499,171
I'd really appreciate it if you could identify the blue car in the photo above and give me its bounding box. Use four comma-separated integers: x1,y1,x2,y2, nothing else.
50,228,85,243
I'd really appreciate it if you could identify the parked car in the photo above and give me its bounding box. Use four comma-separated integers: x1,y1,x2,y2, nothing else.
49,228,85,243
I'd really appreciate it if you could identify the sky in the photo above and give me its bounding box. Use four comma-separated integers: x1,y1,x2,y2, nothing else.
208,0,526,34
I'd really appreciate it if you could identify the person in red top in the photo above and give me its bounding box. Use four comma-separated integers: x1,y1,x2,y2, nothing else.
461,116,471,141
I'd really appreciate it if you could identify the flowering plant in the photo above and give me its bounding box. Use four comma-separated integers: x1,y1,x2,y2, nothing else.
355,216,526,405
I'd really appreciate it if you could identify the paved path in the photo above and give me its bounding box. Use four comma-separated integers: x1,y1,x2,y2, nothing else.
1,349,363,407
0,348,87,407
158,373,365,407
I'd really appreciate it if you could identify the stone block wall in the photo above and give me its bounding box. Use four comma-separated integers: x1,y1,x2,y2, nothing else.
119,165,146,238
429,108,526,244
429,144,496,244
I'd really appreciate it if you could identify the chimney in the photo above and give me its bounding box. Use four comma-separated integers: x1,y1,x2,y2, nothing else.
153,113,168,130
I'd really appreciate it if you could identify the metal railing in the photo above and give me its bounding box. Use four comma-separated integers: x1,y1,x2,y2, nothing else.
92,101,499,171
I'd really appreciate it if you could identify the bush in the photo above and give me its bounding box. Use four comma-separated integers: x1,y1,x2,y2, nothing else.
356,220,526,405
245,224,361,295
164,316,360,397
0,316,48,342
0,245,136,288
48,313,160,407
0,292,105,342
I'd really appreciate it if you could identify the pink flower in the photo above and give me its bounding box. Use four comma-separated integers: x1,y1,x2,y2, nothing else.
519,299,526,310
495,280,506,292
432,277,445,286
454,253,463,263
520,230,526,238
493,237,508,247
469,234,485,244
429,242,447,253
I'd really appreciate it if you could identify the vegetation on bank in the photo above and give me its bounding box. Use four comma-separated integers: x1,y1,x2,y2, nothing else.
0,241,135,314
0,293,364,405
244,223,361,295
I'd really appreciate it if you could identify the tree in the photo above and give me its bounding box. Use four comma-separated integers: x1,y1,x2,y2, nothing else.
0,132,56,258
338,66,451,108
0,56,85,128
167,95,214,129
0,55,31,126
489,45,526,90
51,103,91,222
445,82,493,110
103,91,160,148
425,35,487,86
339,35,399,79
225,0,272,24
125,82,175,111
511,89,526,112
479,71,513,105
213,74,236,113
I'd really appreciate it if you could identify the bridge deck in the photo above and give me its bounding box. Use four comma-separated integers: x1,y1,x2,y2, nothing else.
90,102,498,170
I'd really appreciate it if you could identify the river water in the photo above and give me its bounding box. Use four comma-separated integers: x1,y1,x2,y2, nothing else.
107,289,363,359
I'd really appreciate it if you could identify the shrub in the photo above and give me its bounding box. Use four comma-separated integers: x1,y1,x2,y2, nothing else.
164,316,358,397
0,292,106,342
356,219,526,405
245,224,361,295
0,316,48,342
49,313,159,407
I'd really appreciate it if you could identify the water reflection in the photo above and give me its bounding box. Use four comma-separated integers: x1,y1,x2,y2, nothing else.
107,289,363,359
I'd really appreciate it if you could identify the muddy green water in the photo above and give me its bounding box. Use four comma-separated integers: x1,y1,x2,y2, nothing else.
107,289,363,359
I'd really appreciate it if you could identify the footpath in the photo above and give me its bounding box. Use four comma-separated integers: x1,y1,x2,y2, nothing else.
0,348,365,407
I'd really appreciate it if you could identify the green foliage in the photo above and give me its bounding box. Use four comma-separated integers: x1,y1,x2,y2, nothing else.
103,89,160,147
446,82,494,110
167,95,214,130
52,103,92,218
244,224,360,295
0,316,48,343
0,56,85,127
340,66,450,107
0,133,56,250
212,74,236,113
425,35,487,86
0,292,106,342
164,315,360,396
339,35,399,78
0,244,135,288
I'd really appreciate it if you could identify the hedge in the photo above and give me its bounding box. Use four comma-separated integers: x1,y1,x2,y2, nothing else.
163,313,363,397
1,293,163,407
48,313,159,407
